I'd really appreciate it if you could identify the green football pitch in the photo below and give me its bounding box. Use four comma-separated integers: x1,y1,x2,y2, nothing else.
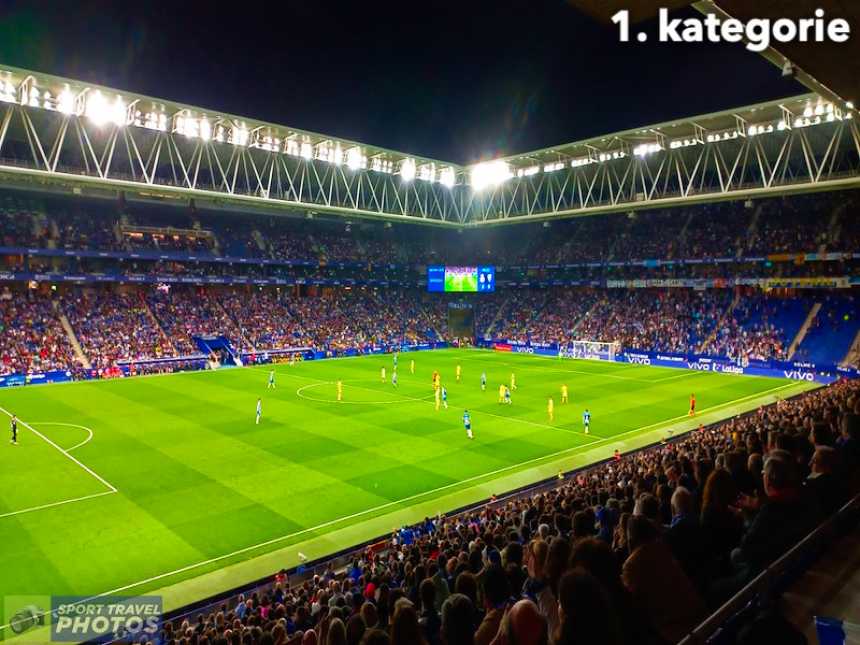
0,348,817,630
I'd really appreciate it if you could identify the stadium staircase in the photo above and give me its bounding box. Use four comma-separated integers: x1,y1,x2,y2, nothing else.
484,294,513,337
742,203,764,253
142,296,177,354
795,299,860,365
214,300,252,349
55,303,91,369
699,291,741,353
251,229,267,254
825,201,847,249
842,330,860,368
787,302,822,360
675,210,696,257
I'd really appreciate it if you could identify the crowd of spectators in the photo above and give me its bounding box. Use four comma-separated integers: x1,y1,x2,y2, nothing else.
567,291,729,355
708,296,796,362
157,377,860,645
0,290,80,375
61,291,174,368
3,190,856,269
1,285,856,375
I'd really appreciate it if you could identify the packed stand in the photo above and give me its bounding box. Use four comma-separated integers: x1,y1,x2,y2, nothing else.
147,288,244,355
61,291,175,368
0,291,80,375
158,377,860,645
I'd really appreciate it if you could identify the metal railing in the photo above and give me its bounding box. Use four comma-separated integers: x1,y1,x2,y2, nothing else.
677,491,860,645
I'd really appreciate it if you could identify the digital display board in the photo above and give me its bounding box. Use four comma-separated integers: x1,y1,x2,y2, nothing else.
427,266,495,293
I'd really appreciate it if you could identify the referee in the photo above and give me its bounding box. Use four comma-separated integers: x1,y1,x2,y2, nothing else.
10,415,18,445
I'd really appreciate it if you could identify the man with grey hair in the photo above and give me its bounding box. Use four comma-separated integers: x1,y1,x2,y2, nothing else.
665,486,705,583
732,450,821,577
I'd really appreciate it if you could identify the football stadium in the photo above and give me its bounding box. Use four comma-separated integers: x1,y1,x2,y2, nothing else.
1,2,860,644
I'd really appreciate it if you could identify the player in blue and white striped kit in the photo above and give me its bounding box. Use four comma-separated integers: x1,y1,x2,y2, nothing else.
463,410,473,440
256,398,262,425
582,408,591,434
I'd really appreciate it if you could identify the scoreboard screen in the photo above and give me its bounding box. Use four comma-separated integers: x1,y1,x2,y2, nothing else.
427,266,495,293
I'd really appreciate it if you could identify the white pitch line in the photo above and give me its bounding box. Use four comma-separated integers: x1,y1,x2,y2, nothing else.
0,406,117,493
28,422,94,452
0,378,805,632
0,490,116,520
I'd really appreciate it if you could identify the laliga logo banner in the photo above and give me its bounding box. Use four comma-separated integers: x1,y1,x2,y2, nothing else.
51,596,162,642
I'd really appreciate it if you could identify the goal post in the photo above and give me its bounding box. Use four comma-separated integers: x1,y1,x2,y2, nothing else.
559,340,620,362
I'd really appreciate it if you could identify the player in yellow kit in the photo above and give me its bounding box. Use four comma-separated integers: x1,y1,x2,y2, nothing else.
547,397,554,422
456,364,461,382
498,383,506,403
337,380,343,401
410,359,415,374
435,386,442,411
561,384,569,404
510,373,517,390
381,366,386,383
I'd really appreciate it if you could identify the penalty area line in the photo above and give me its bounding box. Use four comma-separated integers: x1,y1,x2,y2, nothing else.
0,406,118,494
0,490,116,520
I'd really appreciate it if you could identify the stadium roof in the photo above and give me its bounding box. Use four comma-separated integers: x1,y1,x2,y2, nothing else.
0,63,858,225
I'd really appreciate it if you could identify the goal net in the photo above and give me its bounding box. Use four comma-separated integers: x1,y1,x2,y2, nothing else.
559,340,620,362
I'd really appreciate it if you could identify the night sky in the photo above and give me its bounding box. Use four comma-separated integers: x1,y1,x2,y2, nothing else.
0,0,804,164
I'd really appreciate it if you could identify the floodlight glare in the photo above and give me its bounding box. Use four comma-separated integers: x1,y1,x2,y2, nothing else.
85,90,110,126
230,124,249,146
199,118,212,141
109,96,127,126
399,158,416,181
346,147,365,171
439,166,456,187
57,88,75,115
418,163,435,182
300,142,313,160
471,160,511,190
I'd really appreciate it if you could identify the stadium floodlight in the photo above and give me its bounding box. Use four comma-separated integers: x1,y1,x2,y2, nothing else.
570,157,593,168
27,87,40,108
371,158,394,174
471,160,512,190
633,143,662,157
84,90,110,126
57,87,76,115
515,165,540,178
399,158,416,181
0,80,15,103
173,114,199,138
418,162,436,182
300,141,313,159
141,110,167,132
229,123,249,146
346,146,366,171
439,166,456,187
543,162,565,172
285,139,300,157
109,96,127,126
199,118,212,141
328,144,343,165
314,142,330,162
